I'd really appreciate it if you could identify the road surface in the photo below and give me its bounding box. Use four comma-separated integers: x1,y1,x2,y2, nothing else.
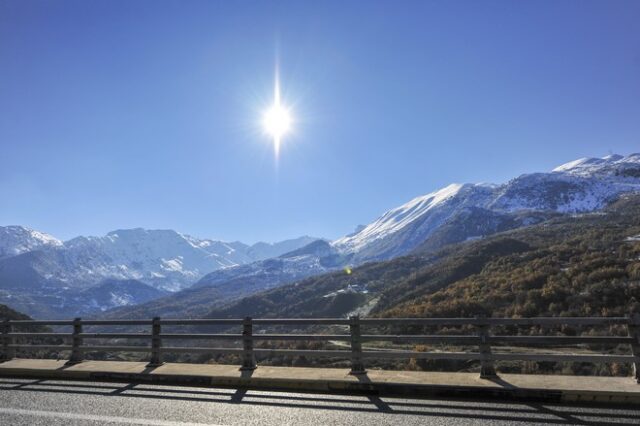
0,378,639,425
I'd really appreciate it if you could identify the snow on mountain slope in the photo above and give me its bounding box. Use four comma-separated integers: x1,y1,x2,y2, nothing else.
551,153,640,176
552,156,612,173
491,154,640,212
59,230,322,291
334,183,496,260
63,229,247,291
35,231,313,292
335,184,464,251
0,226,62,259
334,153,640,261
0,226,321,316
105,240,347,320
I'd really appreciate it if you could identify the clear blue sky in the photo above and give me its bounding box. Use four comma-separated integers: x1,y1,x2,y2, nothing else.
1,0,639,243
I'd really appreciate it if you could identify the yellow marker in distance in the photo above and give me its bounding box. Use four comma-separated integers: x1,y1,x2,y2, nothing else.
344,267,352,275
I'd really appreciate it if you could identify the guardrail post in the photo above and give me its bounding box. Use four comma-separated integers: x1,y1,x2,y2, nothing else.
147,316,163,367
349,315,366,375
476,315,497,379
1,319,14,362
66,317,83,365
240,316,256,371
628,313,640,383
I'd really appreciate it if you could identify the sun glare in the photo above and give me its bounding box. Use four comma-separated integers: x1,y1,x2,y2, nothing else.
262,71,292,158
263,104,291,140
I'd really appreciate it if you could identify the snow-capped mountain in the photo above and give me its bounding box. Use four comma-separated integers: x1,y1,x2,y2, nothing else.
0,226,62,259
489,154,640,213
0,227,319,317
551,153,640,177
193,239,346,293
106,240,348,320
62,230,319,291
334,183,494,260
63,229,248,291
334,153,640,261
0,227,319,292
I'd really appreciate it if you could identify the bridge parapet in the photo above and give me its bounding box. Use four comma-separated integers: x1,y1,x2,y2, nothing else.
1,315,639,382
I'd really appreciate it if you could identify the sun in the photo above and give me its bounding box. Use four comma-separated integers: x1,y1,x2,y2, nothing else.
263,103,291,140
262,71,292,158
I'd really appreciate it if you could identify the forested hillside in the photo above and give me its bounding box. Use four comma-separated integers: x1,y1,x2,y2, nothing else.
382,195,640,318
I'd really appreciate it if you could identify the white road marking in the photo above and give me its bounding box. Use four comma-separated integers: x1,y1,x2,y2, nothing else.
0,407,227,425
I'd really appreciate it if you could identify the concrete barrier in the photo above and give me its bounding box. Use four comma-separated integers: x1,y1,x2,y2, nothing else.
1,359,639,406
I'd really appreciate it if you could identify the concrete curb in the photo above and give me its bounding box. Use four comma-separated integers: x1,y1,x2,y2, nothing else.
2,362,639,406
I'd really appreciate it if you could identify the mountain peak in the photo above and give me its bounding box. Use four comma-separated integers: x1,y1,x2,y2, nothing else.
603,154,624,161
333,183,472,255
552,153,640,175
0,225,62,258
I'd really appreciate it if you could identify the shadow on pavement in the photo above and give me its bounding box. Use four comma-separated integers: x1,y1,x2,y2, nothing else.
353,372,393,412
0,378,638,425
485,376,517,389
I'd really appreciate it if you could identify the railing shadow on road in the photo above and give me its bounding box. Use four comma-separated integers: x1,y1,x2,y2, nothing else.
0,379,639,425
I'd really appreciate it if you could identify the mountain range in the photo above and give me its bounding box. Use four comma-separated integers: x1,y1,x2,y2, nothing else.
333,153,640,261
1,153,639,319
0,228,318,317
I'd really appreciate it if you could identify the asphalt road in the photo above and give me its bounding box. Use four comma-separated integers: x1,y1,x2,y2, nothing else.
1,378,639,425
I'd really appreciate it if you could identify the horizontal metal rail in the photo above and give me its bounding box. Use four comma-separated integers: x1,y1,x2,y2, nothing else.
488,336,635,345
487,317,630,326
7,344,74,350
489,353,638,363
252,334,351,341
159,319,243,326
360,334,480,343
361,351,481,360
8,333,71,338
252,318,351,325
81,346,152,352
253,349,351,357
79,333,152,339
1,315,638,383
159,333,242,340
159,347,244,354
359,317,630,326
7,320,74,326
77,320,154,326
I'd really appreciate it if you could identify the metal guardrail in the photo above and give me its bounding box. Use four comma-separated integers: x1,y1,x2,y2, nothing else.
1,315,639,381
